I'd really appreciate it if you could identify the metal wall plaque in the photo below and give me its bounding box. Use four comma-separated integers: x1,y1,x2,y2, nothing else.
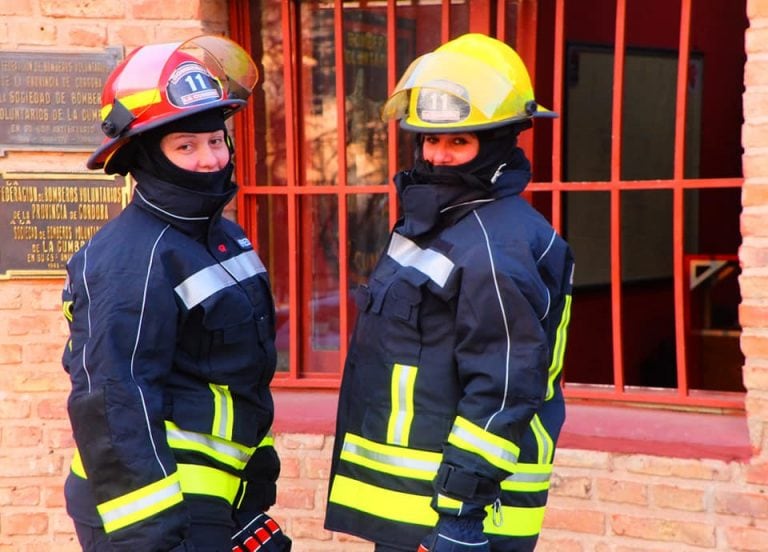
0,172,131,278
0,49,122,151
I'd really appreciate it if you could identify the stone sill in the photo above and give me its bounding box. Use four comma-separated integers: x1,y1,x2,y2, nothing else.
272,390,753,462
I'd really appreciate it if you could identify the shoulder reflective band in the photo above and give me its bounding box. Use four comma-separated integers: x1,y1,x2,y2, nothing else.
387,232,454,288
175,250,267,309
387,363,418,446
546,293,572,400
447,416,519,473
97,472,183,533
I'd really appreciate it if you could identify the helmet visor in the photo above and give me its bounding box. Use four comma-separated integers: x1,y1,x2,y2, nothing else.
381,50,553,127
103,35,258,125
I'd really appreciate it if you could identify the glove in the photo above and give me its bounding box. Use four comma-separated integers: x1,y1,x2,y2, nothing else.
231,512,292,552
417,515,489,552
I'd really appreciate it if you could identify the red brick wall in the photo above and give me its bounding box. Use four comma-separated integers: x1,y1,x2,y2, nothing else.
1,1,768,550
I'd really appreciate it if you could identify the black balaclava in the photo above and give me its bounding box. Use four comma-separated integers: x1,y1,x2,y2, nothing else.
129,108,234,193
412,120,532,187
395,121,532,237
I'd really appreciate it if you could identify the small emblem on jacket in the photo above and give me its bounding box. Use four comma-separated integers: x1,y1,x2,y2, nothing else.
237,237,253,250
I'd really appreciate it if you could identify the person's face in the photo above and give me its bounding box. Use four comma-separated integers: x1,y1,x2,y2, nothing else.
160,130,230,172
422,132,480,166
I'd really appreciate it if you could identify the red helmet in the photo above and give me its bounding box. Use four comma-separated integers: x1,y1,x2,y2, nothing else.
87,34,258,173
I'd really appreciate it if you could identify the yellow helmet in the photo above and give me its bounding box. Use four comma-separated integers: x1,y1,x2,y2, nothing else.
382,33,556,133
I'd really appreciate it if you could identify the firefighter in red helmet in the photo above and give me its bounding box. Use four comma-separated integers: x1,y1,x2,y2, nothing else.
62,35,291,552
325,34,574,552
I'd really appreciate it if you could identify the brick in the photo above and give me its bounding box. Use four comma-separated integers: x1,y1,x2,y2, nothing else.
10,20,57,45
279,433,327,450
108,24,155,49
535,538,585,552
0,344,22,364
38,398,70,419
0,398,31,419
549,474,593,498
715,490,768,518
739,274,768,298
0,454,63,477
552,449,611,470
741,333,768,358
40,0,125,17
0,0,33,16
741,303,768,327
595,478,648,505
3,425,43,447
745,459,768,485
743,121,768,148
4,512,48,535
743,183,768,208
277,454,301,479
130,0,202,19
276,484,316,510
743,361,767,392
305,455,331,479
0,286,23,309
651,484,707,512
6,315,53,336
610,514,715,547
543,507,605,534
9,485,40,506
617,455,731,482
287,516,333,540
66,24,108,47
724,524,768,551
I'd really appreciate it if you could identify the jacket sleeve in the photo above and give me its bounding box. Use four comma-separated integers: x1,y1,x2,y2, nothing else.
434,233,551,510
63,240,190,551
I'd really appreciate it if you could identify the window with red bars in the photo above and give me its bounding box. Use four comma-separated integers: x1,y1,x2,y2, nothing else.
229,0,746,409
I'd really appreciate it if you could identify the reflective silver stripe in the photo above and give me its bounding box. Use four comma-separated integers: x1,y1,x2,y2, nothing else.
210,384,233,439
342,439,439,474
99,478,182,528
165,425,253,466
451,423,518,467
174,251,266,309
388,364,417,446
504,471,551,484
387,232,454,287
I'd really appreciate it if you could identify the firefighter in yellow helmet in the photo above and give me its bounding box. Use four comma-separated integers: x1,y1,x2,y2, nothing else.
62,35,290,551
325,33,574,552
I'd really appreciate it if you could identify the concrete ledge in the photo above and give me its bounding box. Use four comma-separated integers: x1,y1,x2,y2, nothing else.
272,390,753,461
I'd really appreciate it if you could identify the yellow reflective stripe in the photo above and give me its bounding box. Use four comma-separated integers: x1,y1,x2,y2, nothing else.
176,463,241,504
447,416,519,472
435,493,463,513
210,383,234,440
97,472,183,533
71,448,86,478
340,433,441,480
529,414,554,464
546,294,572,400
165,421,255,470
100,89,162,120
387,363,417,446
485,504,546,537
63,300,73,322
330,475,545,537
330,474,437,526
257,431,274,449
